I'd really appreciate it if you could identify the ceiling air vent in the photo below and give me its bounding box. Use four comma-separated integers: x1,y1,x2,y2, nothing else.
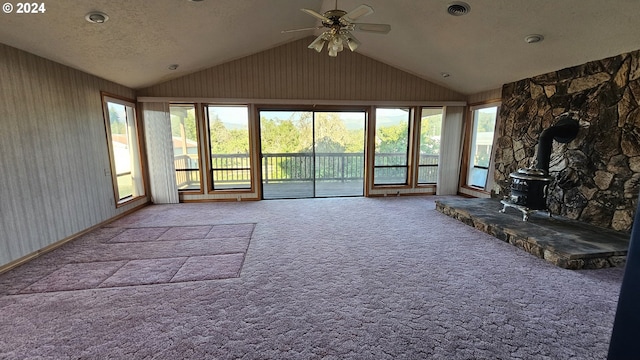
447,2,471,16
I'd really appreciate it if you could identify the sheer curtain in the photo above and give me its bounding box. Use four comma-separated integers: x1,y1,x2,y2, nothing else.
437,106,464,195
143,102,179,204
126,106,144,197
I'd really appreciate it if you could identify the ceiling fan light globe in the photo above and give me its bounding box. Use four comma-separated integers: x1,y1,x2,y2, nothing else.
308,34,327,52
339,34,359,51
329,42,343,52
328,48,338,57
312,40,325,52
329,36,344,51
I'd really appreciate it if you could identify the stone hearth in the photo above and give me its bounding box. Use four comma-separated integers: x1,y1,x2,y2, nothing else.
436,198,629,269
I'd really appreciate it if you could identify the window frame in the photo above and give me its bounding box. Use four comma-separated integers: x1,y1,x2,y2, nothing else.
372,107,414,187
415,107,443,186
461,101,500,193
169,103,204,193
101,93,146,206
205,104,254,193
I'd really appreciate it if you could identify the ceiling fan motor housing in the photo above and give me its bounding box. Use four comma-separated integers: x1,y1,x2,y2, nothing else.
322,9,348,26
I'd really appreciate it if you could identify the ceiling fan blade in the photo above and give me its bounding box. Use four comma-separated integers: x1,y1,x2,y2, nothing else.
353,23,391,34
341,4,374,23
281,26,323,34
301,8,333,24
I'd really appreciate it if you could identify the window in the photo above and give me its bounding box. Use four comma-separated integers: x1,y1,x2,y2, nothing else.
417,108,443,184
103,95,144,204
467,105,498,189
207,105,252,190
374,108,411,185
170,105,201,191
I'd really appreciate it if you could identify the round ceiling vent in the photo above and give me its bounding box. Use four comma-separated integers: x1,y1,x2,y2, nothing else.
524,34,544,44
85,12,109,24
447,2,471,16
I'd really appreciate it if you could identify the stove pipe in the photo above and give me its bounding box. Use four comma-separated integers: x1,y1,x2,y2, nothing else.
534,114,580,174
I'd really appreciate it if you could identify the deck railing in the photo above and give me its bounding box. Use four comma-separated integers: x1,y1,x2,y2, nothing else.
176,153,439,188
174,154,200,189
262,153,365,183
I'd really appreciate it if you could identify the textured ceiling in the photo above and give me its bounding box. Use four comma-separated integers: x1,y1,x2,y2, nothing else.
1,0,640,95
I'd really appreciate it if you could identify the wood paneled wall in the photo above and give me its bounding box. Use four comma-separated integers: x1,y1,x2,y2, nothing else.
466,88,502,104
0,43,148,267
138,37,466,101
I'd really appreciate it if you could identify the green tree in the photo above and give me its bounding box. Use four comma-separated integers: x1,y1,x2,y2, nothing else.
420,114,442,156
108,104,126,135
209,118,232,153
477,111,496,132
310,113,349,153
376,123,409,153
260,117,304,153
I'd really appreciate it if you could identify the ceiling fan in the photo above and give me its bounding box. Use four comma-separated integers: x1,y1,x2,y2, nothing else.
282,1,391,57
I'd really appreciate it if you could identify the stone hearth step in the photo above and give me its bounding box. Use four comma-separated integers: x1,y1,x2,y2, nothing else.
435,197,630,270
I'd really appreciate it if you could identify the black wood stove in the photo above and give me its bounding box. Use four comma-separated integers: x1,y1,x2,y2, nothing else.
500,114,580,221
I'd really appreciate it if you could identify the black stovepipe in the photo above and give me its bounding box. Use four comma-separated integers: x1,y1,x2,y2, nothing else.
534,115,580,174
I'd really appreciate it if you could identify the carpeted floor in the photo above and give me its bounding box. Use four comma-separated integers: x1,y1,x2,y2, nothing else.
0,196,625,359
8,223,254,294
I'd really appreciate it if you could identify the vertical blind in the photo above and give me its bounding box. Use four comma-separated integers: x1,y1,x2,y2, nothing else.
143,102,179,204
436,106,464,195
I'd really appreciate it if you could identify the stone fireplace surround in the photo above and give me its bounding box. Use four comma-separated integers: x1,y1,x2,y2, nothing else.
494,49,640,232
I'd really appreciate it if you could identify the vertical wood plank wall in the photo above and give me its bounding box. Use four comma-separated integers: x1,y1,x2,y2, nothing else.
466,88,501,104
138,37,466,101
0,43,148,266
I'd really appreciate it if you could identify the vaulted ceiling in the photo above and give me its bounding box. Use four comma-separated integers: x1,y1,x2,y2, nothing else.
2,0,640,95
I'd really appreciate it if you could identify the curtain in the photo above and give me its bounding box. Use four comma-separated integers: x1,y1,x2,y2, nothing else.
143,102,179,204
437,106,464,195
126,106,144,197
485,106,501,194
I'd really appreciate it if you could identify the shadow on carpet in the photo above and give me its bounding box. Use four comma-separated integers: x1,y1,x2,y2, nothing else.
2,223,255,295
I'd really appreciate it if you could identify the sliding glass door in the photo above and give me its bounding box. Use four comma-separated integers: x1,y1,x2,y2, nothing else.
260,111,314,199
314,112,365,197
259,110,365,199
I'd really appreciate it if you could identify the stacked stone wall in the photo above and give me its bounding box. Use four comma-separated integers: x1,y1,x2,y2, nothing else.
495,50,640,231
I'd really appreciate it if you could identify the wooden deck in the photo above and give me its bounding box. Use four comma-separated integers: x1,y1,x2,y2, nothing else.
262,180,364,199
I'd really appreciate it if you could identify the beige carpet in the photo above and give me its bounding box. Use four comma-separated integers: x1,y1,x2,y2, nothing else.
0,196,625,359
7,223,255,294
